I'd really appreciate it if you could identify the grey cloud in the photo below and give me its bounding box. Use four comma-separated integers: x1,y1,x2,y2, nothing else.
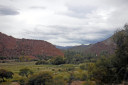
20,25,113,45
0,0,128,46
60,1,100,19
29,6,46,9
66,5,96,18
0,5,19,15
103,0,128,6
68,5,94,13
63,32,113,44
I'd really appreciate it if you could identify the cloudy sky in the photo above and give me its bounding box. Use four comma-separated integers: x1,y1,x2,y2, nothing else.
0,0,128,46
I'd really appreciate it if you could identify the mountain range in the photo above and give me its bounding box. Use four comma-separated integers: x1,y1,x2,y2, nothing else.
0,31,117,59
56,36,116,56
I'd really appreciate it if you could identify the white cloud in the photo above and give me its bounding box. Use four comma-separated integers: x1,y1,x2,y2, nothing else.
0,0,128,46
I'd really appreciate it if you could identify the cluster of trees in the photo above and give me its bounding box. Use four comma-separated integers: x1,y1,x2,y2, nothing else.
64,51,99,64
87,24,128,84
35,51,99,65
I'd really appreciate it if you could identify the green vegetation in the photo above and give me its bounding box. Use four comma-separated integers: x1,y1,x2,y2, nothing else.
35,60,49,65
27,71,53,85
0,69,13,82
19,68,33,78
87,24,128,84
51,56,65,65
0,62,88,85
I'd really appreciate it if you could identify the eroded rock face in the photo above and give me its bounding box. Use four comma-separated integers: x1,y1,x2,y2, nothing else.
0,32,64,59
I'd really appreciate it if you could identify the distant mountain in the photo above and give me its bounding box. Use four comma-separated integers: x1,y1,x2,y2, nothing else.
68,36,116,56
55,45,74,50
67,45,88,52
0,32,64,59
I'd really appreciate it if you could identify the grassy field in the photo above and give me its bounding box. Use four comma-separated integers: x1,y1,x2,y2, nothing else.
0,62,88,85
0,61,79,73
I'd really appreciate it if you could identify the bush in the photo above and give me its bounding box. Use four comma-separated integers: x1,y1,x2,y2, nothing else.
35,60,49,65
51,56,65,65
27,71,53,85
18,77,27,85
81,72,88,81
66,67,75,71
0,69,14,82
53,75,67,85
19,68,33,78
80,64,87,70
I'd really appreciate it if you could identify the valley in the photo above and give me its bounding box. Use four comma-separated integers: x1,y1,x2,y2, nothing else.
0,25,128,85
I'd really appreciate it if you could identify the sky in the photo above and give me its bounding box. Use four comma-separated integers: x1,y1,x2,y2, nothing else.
0,0,128,46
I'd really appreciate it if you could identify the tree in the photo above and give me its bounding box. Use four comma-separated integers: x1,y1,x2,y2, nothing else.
19,68,33,78
90,24,128,84
89,57,114,84
112,24,128,82
0,69,14,82
27,71,53,85
51,56,65,65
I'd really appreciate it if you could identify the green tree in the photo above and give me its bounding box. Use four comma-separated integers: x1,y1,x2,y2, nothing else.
89,57,114,84
51,56,65,65
0,69,14,82
112,24,128,82
90,24,128,84
19,68,33,78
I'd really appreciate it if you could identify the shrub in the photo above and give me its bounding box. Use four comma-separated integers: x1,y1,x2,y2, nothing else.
27,71,53,85
19,68,33,78
0,69,14,82
35,60,49,65
51,56,65,65
53,75,67,85
80,64,87,70
81,72,88,81
18,77,27,85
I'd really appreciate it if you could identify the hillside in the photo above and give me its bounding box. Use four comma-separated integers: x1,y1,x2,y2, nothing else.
0,32,64,59
68,36,116,56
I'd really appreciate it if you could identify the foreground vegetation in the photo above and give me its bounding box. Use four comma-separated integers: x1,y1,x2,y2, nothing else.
0,61,91,85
